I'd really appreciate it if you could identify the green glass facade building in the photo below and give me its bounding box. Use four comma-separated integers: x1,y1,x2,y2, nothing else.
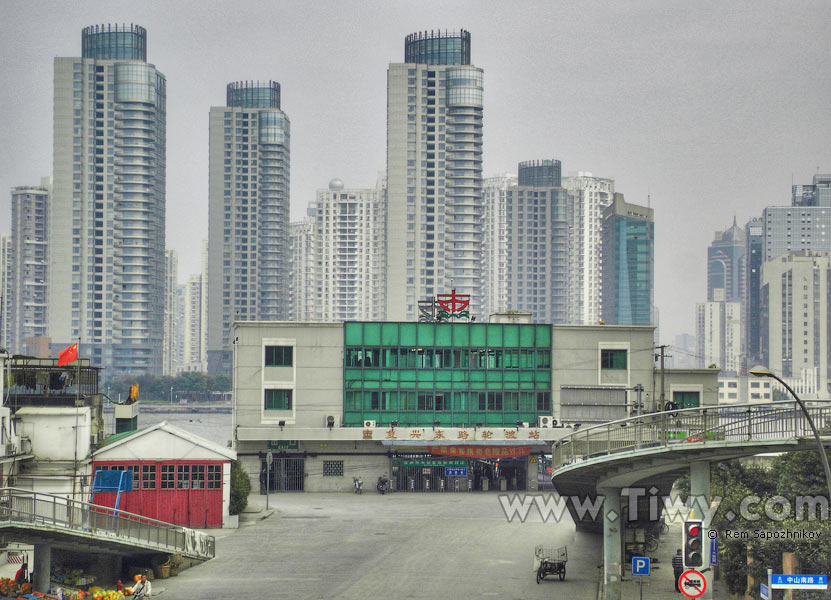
601,195,654,326
343,321,552,427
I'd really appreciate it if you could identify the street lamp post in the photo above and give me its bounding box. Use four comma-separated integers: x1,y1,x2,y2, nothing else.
170,386,173,405
750,368,831,504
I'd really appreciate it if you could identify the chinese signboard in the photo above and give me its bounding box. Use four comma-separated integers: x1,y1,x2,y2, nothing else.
402,459,466,468
427,445,531,458
418,289,472,322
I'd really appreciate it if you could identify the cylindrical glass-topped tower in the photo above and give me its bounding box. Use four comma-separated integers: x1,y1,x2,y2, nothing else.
518,159,562,188
82,23,147,61
404,30,471,65
206,81,291,375
385,30,484,320
226,80,281,109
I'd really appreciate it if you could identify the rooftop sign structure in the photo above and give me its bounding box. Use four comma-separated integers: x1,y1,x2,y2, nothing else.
418,289,472,322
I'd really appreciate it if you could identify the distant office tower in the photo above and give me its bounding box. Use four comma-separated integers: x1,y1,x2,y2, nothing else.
760,251,831,396
0,235,10,350
744,217,764,364
184,273,204,369
482,173,516,316
483,161,569,322
695,294,743,375
670,333,698,369
792,174,831,206
290,204,316,322
707,218,745,303
207,81,290,375
314,178,386,321
51,24,166,377
9,179,51,353
386,30,484,320
764,176,831,262
601,194,654,325
562,172,615,324
163,250,177,376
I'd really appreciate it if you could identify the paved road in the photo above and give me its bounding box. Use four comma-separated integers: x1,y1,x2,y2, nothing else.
158,492,602,599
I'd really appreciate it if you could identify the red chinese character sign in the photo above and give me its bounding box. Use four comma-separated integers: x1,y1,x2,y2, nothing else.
418,289,472,322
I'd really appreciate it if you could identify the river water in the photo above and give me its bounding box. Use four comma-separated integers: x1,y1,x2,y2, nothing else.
104,408,234,448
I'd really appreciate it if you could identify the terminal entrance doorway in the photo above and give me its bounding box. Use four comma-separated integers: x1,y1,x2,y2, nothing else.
392,456,527,492
260,456,304,492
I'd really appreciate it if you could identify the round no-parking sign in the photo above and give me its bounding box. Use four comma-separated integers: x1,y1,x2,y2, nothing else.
679,569,707,599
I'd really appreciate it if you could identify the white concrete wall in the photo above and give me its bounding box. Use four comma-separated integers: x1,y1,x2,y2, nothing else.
552,325,656,418
16,407,90,461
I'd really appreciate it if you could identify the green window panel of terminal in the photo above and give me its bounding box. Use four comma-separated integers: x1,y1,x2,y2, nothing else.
344,322,551,349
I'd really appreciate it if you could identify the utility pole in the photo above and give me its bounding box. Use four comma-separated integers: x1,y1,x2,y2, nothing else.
655,345,669,409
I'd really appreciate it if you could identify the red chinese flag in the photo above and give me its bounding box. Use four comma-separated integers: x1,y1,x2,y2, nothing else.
58,343,78,367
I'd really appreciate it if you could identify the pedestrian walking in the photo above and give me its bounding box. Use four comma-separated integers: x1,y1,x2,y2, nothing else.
672,548,684,592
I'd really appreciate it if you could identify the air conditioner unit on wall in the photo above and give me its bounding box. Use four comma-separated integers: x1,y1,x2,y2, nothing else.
537,416,554,428
363,420,376,428
325,415,340,428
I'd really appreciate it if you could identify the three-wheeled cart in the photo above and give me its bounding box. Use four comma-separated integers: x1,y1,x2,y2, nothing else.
535,545,567,583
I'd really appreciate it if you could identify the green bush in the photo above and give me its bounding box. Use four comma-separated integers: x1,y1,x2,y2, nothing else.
229,459,251,515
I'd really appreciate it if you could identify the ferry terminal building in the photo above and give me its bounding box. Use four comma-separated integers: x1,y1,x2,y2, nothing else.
232,318,717,492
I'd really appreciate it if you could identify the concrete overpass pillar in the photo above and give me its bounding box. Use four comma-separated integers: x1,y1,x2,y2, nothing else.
599,486,622,600
690,461,713,599
33,544,51,594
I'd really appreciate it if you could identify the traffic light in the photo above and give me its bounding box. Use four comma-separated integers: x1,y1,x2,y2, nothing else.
683,520,703,567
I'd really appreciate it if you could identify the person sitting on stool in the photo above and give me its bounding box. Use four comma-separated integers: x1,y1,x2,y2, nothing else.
133,574,152,598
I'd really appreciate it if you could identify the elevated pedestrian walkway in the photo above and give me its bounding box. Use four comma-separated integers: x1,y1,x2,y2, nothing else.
0,487,215,560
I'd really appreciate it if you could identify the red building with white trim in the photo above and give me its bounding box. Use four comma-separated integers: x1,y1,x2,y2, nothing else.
91,421,236,528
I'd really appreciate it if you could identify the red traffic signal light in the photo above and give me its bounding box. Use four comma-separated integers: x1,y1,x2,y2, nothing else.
684,520,703,567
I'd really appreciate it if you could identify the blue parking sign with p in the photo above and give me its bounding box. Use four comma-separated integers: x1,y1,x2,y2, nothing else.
632,556,651,576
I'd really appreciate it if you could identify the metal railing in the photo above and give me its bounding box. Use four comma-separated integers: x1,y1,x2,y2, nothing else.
552,401,831,473
0,488,215,560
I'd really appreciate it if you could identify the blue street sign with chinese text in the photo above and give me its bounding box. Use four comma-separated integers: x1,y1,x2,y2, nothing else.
759,583,769,599
770,574,827,590
445,467,467,477
710,535,718,566
632,556,651,576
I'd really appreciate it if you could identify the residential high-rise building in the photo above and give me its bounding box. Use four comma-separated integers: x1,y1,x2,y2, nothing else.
707,218,745,302
50,24,166,377
290,208,315,322
562,172,615,324
9,179,51,353
0,235,11,350
744,217,764,364
174,283,185,369
207,81,290,375
484,161,569,322
601,194,654,326
386,30,484,320
695,294,742,375
163,250,177,376
760,251,831,396
184,274,204,369
314,177,386,321
482,173,516,317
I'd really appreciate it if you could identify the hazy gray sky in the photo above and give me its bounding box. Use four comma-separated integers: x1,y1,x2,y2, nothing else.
2,0,829,343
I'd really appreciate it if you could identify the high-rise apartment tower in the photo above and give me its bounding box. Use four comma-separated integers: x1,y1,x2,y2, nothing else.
386,30,484,320
207,81,290,375
51,24,166,377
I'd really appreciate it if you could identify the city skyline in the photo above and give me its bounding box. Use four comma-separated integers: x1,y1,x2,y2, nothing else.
2,0,829,344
